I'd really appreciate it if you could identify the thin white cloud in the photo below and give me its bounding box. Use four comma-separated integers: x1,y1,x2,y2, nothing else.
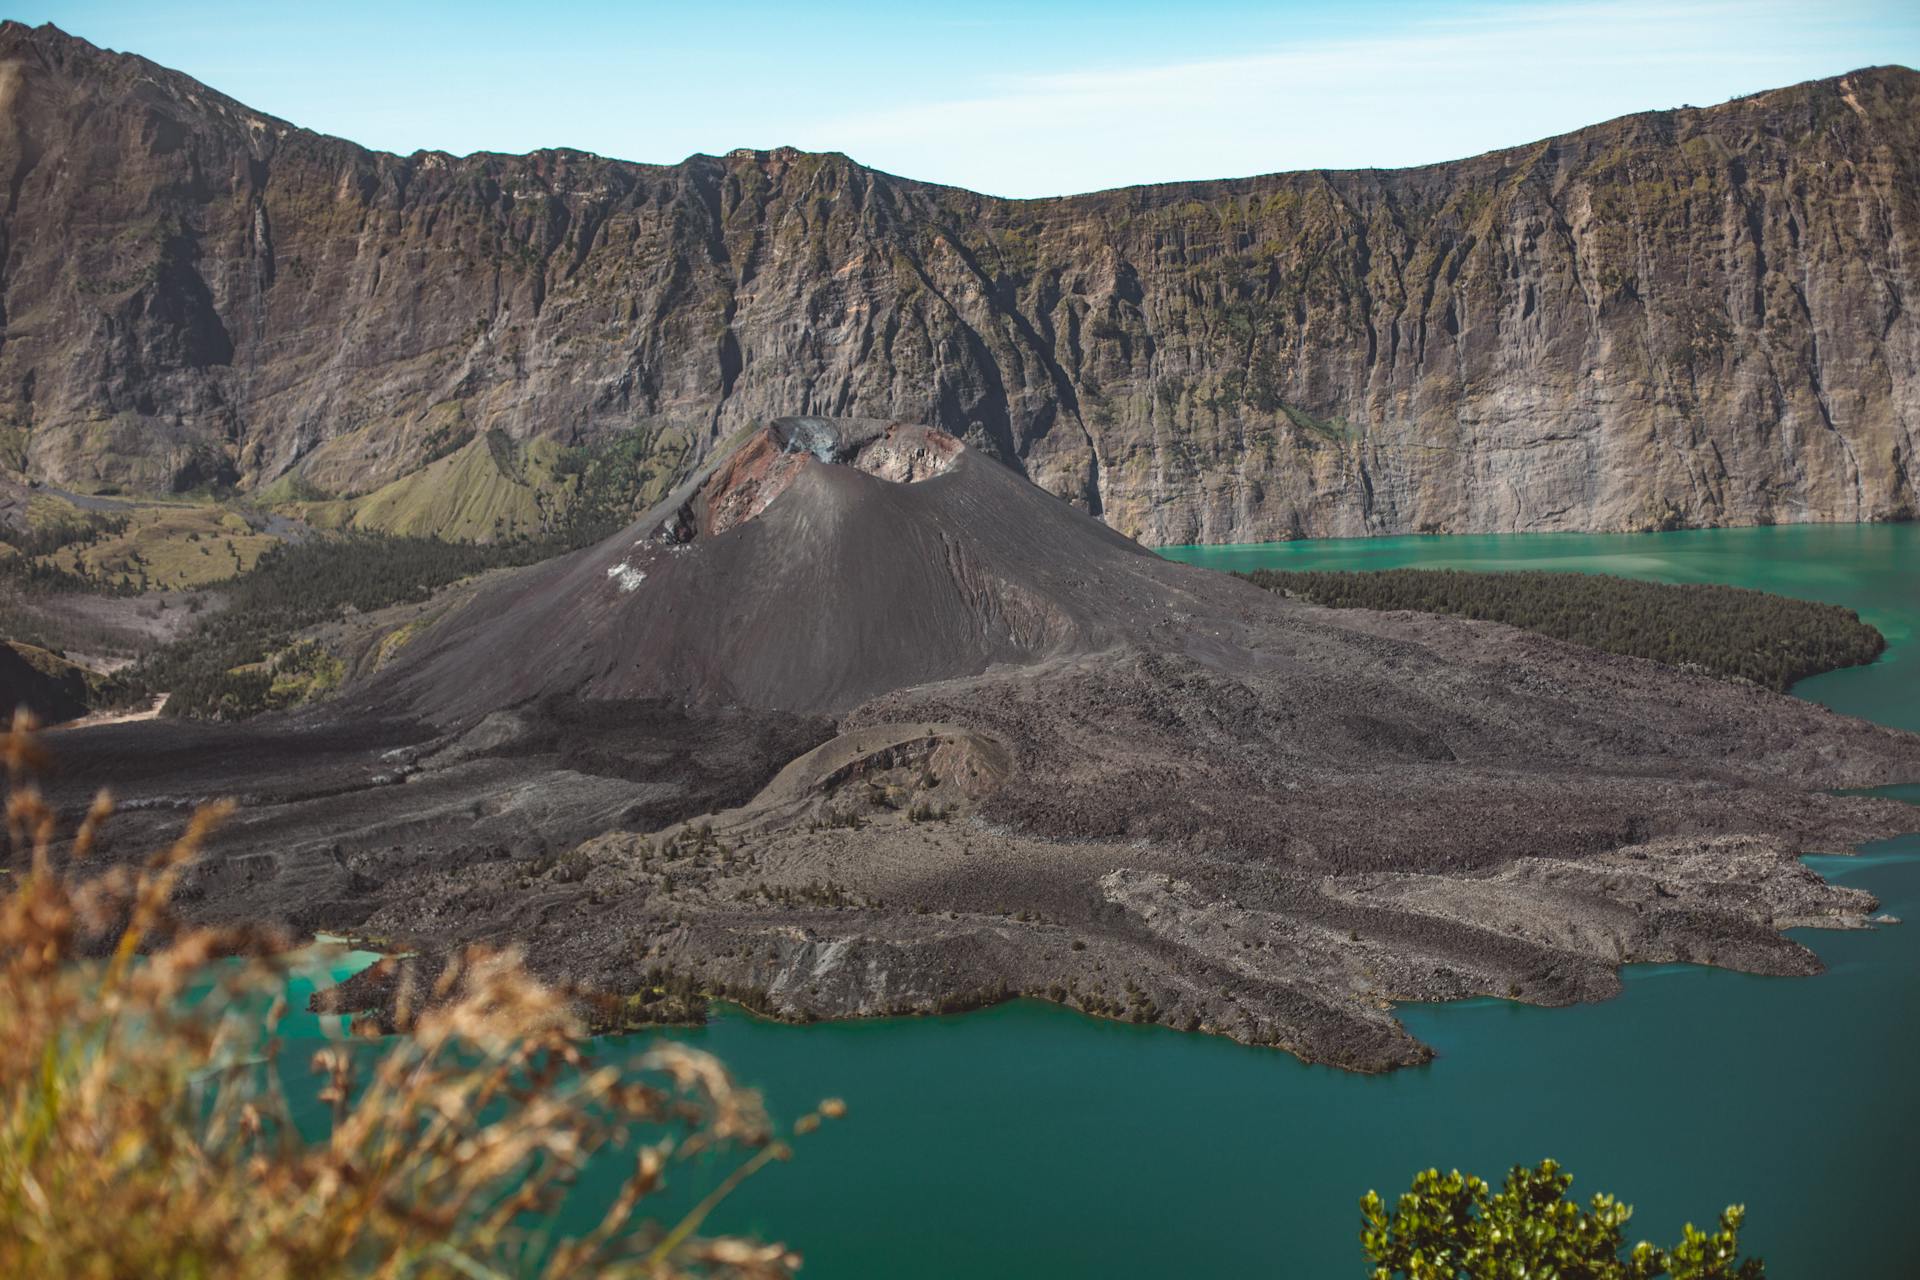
34,0,1912,195
789,1,1899,195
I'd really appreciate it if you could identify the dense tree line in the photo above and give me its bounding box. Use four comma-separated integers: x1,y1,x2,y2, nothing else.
128,532,573,718
0,510,138,596
0,557,122,595
1241,568,1883,691
2,511,129,558
549,426,687,548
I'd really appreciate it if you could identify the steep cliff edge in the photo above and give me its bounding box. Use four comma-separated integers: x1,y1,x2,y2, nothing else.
1,21,1916,542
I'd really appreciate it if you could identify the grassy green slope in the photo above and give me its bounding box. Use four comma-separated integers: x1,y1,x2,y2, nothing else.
299,434,571,543
288,427,696,545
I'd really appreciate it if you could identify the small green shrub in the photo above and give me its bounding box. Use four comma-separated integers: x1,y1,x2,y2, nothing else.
1361,1160,1764,1278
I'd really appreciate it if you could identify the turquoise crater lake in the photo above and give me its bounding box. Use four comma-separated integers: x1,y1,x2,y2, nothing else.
308,523,1920,1277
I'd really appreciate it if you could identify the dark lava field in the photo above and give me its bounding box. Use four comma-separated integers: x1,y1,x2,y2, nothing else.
46,418,1920,1071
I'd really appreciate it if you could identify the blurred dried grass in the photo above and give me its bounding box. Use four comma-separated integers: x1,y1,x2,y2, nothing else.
0,710,839,1278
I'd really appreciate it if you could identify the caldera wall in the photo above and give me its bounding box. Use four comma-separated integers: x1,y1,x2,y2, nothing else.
1,23,1916,541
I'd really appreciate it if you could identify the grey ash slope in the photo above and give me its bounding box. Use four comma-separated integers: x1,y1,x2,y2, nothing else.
113,417,1908,1072
371,417,1226,720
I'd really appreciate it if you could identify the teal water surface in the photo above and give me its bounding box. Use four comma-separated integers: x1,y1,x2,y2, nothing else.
308,524,1920,1277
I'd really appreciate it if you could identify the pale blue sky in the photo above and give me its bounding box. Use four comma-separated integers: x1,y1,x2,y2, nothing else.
19,1,1920,196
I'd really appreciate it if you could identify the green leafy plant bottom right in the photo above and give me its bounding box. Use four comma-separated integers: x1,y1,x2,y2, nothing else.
1362,1160,1763,1279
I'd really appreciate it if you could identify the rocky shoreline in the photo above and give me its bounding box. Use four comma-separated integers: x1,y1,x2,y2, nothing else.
59,621,1918,1073
41,422,1920,1072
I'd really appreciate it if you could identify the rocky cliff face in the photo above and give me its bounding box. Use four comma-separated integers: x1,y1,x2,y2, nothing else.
1,21,1916,542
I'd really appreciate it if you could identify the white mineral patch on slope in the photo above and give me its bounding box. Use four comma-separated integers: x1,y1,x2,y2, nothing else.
606,562,646,593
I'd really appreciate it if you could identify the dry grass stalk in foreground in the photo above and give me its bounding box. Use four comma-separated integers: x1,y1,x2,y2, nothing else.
0,711,841,1279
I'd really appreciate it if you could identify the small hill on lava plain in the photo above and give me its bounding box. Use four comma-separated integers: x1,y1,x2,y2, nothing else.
47,419,1920,1071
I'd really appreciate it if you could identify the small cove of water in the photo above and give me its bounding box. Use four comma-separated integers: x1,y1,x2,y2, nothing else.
297,523,1920,1277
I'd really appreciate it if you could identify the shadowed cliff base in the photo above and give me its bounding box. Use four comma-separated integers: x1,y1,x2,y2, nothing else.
40,419,1920,1072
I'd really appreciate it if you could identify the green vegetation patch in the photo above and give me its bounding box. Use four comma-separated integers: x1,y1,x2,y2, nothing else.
127,533,567,720
1363,1159,1764,1278
39,507,278,590
300,434,572,543
288,424,693,547
1240,567,1884,692
3,492,276,593
137,420,708,719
